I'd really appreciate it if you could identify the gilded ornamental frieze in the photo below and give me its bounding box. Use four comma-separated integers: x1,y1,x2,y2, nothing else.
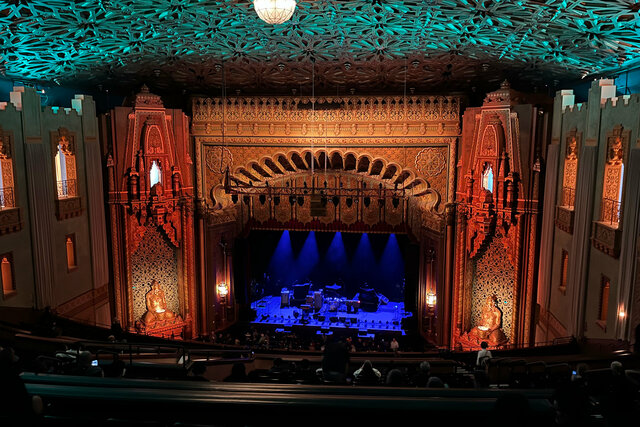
192,96,461,139
193,95,460,235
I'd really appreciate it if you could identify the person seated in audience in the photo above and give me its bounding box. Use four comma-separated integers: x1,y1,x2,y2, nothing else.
103,355,126,378
353,360,381,385
224,362,248,382
0,347,41,422
268,358,292,383
110,318,124,341
412,361,445,388
476,341,492,368
293,359,318,384
493,392,530,427
68,350,103,377
553,363,590,426
189,362,209,381
427,376,446,388
412,361,432,387
601,360,640,425
386,368,405,387
390,338,399,352
318,337,350,383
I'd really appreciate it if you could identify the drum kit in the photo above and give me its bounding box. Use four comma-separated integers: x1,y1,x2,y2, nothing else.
323,283,360,313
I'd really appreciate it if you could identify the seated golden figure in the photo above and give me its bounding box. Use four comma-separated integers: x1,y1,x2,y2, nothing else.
469,295,508,346
142,280,176,326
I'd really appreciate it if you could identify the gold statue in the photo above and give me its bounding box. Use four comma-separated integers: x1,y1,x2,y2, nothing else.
469,295,507,346
142,280,176,325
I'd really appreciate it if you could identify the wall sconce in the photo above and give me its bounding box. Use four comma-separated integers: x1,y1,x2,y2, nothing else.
618,310,626,319
426,292,437,308
217,282,229,298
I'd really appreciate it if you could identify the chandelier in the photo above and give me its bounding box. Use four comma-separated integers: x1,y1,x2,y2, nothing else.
253,0,296,25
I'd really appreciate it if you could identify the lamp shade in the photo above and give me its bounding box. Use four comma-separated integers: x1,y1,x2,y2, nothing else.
254,0,296,25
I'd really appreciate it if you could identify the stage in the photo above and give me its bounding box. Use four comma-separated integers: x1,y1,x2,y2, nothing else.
251,295,411,336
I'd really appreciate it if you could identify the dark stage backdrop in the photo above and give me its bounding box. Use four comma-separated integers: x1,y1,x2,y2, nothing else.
244,230,418,306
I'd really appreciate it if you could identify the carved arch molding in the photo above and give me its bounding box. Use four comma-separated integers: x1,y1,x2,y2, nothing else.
202,146,451,234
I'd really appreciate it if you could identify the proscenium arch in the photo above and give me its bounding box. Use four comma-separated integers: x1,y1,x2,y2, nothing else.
226,150,433,196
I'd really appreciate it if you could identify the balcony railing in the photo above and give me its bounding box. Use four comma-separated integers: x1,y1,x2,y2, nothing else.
600,197,621,226
57,179,77,198
0,186,15,208
561,186,575,209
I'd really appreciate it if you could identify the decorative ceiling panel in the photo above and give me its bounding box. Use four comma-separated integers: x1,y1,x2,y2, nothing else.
1,1,639,94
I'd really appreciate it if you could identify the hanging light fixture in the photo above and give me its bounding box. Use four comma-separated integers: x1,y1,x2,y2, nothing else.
254,0,296,25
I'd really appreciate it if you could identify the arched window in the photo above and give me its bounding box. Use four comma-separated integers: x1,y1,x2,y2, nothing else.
66,234,77,271
150,161,162,188
561,136,578,208
55,144,67,181
54,134,77,199
1,253,15,297
482,164,494,193
559,250,569,295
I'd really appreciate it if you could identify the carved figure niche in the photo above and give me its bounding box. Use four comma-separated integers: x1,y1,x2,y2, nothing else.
600,127,627,227
561,134,579,208
53,130,77,199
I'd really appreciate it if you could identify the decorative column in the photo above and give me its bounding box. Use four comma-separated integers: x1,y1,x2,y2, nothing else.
567,145,598,337
615,148,640,340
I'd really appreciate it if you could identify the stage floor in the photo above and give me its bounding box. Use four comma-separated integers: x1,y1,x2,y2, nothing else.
251,295,411,335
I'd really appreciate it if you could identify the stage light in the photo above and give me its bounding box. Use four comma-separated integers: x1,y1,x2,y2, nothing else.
217,282,229,298
426,292,437,308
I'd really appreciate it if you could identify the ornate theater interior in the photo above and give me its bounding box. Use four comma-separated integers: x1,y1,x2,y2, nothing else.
1,1,640,425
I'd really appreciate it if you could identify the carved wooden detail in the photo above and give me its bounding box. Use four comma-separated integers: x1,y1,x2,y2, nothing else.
0,207,22,235
105,86,196,338
194,94,459,235
555,206,575,234
452,83,548,349
55,197,82,221
192,95,462,139
0,126,18,226
592,221,622,258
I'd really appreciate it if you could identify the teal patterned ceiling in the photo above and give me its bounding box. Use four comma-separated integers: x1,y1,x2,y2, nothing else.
1,1,639,94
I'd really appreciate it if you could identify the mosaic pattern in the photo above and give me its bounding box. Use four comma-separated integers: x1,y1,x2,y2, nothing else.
205,146,233,174
131,224,180,321
415,147,447,177
1,1,639,92
471,238,515,342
